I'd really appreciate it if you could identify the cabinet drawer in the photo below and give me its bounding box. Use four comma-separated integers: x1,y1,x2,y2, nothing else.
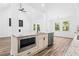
18,46,37,56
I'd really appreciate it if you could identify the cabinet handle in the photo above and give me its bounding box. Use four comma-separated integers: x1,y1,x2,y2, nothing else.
43,37,45,40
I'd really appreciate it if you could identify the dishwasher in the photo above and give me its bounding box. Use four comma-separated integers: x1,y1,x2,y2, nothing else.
48,33,54,47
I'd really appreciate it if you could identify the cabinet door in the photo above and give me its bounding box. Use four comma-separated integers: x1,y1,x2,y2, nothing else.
37,35,44,50
43,34,48,48
48,33,53,46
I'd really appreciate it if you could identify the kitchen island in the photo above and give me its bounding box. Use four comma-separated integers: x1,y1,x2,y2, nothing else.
10,33,49,56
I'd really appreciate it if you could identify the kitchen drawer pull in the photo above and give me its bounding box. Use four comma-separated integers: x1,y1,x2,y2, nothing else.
43,37,45,40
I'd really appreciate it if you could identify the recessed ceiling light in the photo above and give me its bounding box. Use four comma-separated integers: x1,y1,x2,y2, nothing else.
41,3,45,7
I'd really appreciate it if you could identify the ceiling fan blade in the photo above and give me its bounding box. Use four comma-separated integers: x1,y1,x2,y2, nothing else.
18,3,32,14
22,10,27,12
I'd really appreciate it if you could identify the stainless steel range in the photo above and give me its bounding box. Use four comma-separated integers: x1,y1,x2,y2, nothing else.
18,35,36,52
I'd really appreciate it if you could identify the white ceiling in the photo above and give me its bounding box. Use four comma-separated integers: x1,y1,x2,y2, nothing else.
0,4,11,10
0,3,77,15
26,3,47,13
0,3,77,12
24,3,77,13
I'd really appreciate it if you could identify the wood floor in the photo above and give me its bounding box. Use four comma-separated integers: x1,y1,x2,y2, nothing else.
0,37,72,56
0,37,10,56
35,37,72,56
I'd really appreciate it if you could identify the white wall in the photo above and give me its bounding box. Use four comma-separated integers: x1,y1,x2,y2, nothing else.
46,3,77,38
0,4,12,37
31,3,77,38
11,4,32,36
0,3,44,37
25,3,78,38
75,4,79,27
0,3,79,38
11,4,43,36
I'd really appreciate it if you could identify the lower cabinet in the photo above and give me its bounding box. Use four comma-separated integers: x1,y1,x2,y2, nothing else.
16,33,48,56
48,33,53,46
18,46,37,56
37,33,48,51
43,34,48,48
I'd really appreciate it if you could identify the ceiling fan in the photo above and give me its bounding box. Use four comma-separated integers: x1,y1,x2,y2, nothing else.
18,3,27,12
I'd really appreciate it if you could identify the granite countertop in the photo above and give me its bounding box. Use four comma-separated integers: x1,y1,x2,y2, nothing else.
13,32,36,38
12,32,48,38
65,34,79,56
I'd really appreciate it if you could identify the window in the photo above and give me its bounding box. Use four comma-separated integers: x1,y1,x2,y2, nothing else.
19,20,23,27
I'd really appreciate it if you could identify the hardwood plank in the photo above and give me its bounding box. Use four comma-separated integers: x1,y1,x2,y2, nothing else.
0,37,10,56
35,37,72,56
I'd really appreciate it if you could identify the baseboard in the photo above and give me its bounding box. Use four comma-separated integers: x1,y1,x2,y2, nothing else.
54,36,73,39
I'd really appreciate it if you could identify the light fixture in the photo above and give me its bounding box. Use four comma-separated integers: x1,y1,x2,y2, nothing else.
18,3,32,14
18,3,27,12
41,3,45,7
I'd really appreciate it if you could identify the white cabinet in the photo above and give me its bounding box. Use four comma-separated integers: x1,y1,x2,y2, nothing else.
43,34,48,48
37,33,48,51
17,33,48,56
37,35,44,50
11,33,48,56
17,46,37,56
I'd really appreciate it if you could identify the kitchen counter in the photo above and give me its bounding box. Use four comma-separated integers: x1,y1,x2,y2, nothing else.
65,34,79,56
13,32,48,38
10,32,49,56
13,32,36,38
